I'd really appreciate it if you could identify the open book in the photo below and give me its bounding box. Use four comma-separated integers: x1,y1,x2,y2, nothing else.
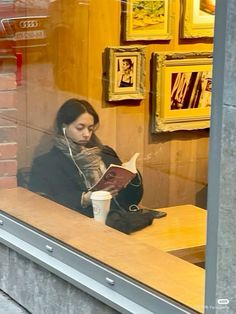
89,153,139,192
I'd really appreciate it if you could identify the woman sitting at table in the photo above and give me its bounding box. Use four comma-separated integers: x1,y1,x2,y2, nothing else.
29,98,143,218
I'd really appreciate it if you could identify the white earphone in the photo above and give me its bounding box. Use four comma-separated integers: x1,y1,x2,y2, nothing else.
62,126,73,156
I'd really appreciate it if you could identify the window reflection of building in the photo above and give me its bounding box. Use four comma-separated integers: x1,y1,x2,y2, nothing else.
15,0,50,9
0,0,49,50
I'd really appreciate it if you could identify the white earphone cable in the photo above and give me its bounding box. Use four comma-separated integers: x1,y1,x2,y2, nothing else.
62,127,90,189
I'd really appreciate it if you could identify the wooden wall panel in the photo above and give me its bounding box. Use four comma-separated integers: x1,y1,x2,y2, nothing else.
49,0,89,96
87,0,121,148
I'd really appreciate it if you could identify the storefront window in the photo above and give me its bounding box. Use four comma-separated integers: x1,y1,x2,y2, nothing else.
0,1,215,313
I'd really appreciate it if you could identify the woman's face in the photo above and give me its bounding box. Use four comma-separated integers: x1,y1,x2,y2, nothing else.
65,112,95,145
122,61,130,70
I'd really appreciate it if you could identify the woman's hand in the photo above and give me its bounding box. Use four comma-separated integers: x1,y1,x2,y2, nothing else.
81,191,93,207
82,186,119,208
102,185,119,198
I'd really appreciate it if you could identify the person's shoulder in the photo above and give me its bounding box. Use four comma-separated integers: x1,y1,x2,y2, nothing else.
101,145,122,165
101,145,118,157
32,146,63,165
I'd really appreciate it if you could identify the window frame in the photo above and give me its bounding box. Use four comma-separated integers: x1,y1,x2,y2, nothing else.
0,211,199,314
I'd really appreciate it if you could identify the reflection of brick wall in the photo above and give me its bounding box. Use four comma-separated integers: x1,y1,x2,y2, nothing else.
15,0,50,9
0,73,17,189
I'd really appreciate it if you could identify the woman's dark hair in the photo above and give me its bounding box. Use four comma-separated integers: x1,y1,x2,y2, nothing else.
122,58,133,68
56,98,99,135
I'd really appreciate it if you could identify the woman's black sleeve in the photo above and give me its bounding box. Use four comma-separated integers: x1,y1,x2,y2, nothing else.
29,156,93,217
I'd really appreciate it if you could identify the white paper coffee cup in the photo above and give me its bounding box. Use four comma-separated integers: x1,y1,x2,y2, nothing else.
90,191,112,223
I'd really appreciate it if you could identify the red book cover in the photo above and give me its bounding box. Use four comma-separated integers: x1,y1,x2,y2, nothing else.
90,153,139,192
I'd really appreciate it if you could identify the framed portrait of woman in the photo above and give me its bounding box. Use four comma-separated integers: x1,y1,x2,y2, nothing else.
180,0,215,38
105,46,145,101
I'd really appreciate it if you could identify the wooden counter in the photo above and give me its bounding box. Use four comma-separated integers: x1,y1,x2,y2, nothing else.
0,187,205,313
133,205,206,264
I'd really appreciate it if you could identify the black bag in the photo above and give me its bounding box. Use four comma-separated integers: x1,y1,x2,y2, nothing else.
106,208,154,234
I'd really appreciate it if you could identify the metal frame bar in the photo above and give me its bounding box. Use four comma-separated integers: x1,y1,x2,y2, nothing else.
205,0,228,312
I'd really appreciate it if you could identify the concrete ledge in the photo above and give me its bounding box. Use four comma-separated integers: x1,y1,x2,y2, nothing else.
0,243,119,314
0,290,29,314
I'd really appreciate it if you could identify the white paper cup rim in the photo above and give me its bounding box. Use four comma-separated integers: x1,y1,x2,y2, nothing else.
91,190,112,200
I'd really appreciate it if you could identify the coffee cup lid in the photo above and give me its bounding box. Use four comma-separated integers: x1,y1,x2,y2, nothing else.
91,190,112,200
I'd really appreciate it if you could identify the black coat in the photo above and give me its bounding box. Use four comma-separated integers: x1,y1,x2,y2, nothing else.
29,145,143,217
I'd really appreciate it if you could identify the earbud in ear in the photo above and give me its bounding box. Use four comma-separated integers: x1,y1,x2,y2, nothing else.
62,127,66,135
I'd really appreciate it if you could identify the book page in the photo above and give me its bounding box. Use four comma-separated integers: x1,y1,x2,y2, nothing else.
121,153,139,173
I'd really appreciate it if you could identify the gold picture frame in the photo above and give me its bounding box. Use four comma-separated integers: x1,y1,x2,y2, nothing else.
180,0,215,38
152,52,213,132
105,46,145,101
123,0,172,41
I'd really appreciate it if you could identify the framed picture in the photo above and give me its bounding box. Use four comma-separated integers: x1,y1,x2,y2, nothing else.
152,52,213,132
123,0,172,41
105,46,145,101
180,0,215,38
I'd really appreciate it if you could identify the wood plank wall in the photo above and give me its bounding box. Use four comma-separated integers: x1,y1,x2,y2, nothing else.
17,0,212,208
